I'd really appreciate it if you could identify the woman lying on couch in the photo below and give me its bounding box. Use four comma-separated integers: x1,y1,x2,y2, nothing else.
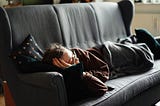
42,29,158,102
42,43,109,95
42,42,153,99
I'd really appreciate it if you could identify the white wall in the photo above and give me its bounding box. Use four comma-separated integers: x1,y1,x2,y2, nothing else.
0,0,8,6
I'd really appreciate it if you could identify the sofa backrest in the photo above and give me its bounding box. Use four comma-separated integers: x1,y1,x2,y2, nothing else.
54,3,100,49
0,0,134,51
0,5,63,50
54,1,134,49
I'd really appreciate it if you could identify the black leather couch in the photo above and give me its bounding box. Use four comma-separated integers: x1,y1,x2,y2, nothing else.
0,0,160,106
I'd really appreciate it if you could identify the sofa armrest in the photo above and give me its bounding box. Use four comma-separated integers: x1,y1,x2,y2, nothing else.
17,72,68,106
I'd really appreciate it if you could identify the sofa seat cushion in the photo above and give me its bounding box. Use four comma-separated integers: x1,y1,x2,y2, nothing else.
72,60,160,106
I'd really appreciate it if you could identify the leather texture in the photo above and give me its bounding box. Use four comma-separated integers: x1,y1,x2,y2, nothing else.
1,0,160,106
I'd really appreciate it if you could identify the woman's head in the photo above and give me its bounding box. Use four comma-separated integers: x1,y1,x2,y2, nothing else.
42,43,79,68
42,43,65,64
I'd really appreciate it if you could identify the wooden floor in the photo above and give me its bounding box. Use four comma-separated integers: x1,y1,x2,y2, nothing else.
0,94,5,106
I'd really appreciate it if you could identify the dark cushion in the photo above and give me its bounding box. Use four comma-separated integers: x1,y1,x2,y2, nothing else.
60,63,88,104
135,28,160,59
9,34,44,66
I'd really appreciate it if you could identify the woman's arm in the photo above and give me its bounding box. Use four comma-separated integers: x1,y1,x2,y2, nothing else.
73,48,110,82
82,72,108,96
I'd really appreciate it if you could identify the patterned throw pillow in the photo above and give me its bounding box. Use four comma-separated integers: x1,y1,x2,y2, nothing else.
9,34,44,66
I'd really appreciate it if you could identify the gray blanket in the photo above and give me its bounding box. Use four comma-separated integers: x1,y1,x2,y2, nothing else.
102,41,154,78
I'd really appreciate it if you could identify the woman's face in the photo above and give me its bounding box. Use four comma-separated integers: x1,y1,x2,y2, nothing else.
61,48,79,65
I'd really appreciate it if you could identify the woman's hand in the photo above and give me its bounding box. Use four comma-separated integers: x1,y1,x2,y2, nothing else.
52,58,72,69
82,72,108,96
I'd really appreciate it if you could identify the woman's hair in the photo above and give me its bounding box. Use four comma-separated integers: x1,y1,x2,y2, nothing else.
42,43,65,64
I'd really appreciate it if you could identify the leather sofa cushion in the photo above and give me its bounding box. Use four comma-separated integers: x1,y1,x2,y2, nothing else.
6,5,63,50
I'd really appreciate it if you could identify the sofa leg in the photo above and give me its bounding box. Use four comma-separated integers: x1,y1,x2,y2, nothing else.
3,81,16,106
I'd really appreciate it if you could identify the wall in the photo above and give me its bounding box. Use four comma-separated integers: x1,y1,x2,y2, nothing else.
131,3,160,36
0,0,8,6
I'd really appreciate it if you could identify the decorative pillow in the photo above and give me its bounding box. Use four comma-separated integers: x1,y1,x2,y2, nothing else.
135,28,160,59
9,34,44,66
